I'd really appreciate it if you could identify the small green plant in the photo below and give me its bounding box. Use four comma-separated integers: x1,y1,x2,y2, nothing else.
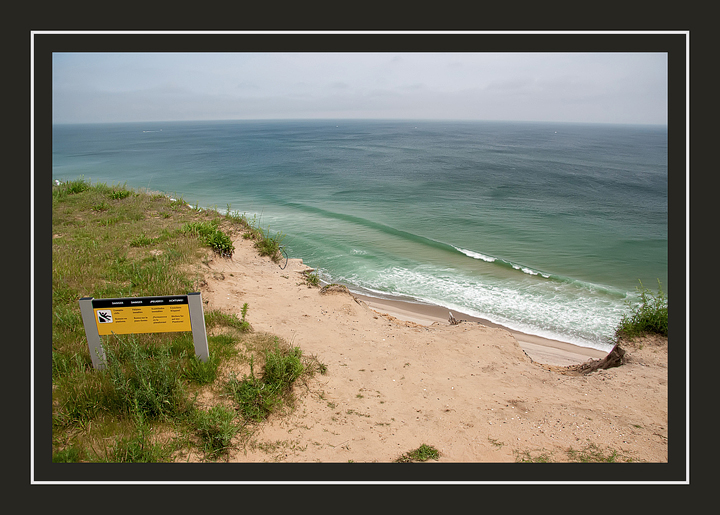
96,408,175,463
192,405,239,458
109,187,132,200
616,279,668,339
319,283,349,294
395,444,440,463
488,437,504,448
182,221,235,257
182,353,222,385
304,271,321,287
515,449,553,463
204,306,250,332
64,178,91,195
225,367,280,423
566,443,631,463
224,341,305,422
104,432,172,463
262,343,304,388
129,233,155,247
254,229,285,262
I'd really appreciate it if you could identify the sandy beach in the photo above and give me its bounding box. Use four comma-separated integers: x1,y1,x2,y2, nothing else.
352,293,609,366
191,232,668,463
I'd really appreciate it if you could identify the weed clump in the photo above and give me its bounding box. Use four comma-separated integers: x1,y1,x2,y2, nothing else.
253,229,285,262
304,270,321,287
182,220,235,257
192,405,240,458
615,280,668,339
223,207,285,262
204,303,251,332
395,444,440,463
224,340,309,423
96,410,175,463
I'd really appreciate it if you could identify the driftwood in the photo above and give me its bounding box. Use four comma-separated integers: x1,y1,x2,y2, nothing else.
448,312,465,325
573,344,626,374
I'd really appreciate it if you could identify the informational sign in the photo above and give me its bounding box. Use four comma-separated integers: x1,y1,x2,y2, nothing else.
79,293,209,369
92,296,192,335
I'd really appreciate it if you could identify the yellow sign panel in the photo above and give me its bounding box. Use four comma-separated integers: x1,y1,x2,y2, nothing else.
93,296,192,335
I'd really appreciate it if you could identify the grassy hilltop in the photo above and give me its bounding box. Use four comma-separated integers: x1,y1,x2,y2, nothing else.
51,178,323,462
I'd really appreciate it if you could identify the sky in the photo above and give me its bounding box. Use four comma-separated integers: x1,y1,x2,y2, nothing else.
52,52,668,125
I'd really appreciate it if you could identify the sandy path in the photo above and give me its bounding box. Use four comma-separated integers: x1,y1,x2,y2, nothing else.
191,234,668,464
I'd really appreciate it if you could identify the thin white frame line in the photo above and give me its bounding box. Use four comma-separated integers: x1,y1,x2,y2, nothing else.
30,29,35,486
31,30,690,35
685,31,691,485
32,29,689,486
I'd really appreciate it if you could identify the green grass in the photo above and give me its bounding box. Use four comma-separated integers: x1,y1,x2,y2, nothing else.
514,443,634,463
191,405,240,458
615,279,668,339
204,303,250,332
566,443,629,463
514,449,554,463
92,410,177,463
395,444,440,463
253,228,285,262
182,220,235,257
223,338,324,423
223,206,286,262
52,446,85,463
304,271,321,287
51,178,326,462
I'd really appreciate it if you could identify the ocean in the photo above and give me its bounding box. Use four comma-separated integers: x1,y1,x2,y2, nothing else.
52,119,668,352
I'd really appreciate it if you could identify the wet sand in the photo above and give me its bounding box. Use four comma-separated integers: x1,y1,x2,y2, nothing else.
352,293,609,366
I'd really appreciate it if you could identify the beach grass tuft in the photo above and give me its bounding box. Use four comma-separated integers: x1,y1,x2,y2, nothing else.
224,340,304,422
191,405,240,459
394,443,440,463
182,220,235,257
615,279,668,339
223,206,285,262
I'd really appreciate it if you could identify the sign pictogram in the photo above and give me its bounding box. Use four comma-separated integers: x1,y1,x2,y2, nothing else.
97,310,113,324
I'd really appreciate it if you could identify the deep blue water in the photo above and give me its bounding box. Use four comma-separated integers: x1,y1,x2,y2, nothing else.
53,119,668,351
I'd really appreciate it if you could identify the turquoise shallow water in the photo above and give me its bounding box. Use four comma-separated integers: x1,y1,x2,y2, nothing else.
53,119,668,351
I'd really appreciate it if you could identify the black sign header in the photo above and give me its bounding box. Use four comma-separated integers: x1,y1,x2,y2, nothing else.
91,295,189,309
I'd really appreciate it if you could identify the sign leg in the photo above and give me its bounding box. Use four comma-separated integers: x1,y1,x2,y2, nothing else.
79,297,106,370
187,292,209,362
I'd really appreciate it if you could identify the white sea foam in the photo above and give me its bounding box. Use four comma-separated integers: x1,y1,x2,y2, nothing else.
453,246,496,262
332,264,619,352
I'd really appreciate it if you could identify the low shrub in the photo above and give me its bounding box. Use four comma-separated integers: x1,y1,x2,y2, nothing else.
109,188,132,200
395,444,440,463
192,405,239,458
182,221,235,257
615,280,668,339
253,229,285,262
224,342,304,422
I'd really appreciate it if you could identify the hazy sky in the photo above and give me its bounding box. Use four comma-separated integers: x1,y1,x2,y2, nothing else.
52,52,667,125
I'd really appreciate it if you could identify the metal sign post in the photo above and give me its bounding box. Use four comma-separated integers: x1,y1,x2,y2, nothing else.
78,292,209,370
